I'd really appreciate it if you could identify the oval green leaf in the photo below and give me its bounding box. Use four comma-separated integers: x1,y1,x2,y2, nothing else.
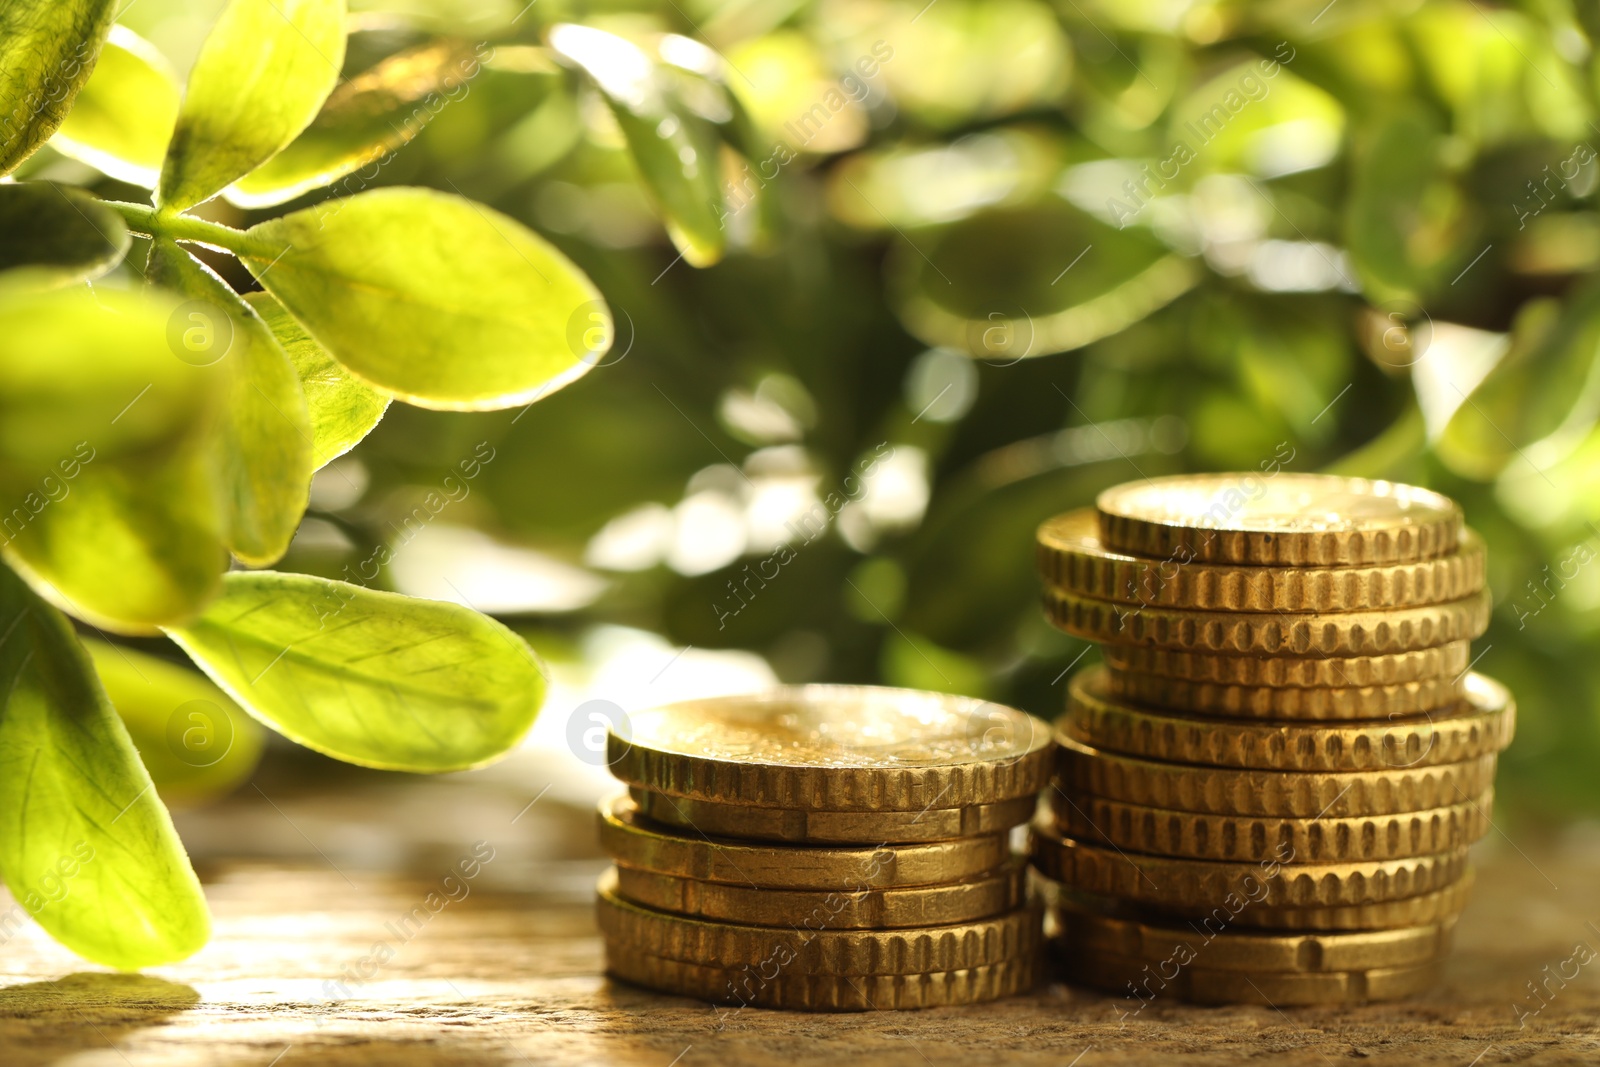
229,38,486,209
157,0,347,212
1439,284,1600,479
0,286,229,632
1345,109,1475,302
550,24,727,267
0,182,129,291
244,291,388,468
166,571,546,772
147,240,313,566
890,200,1199,359
0,0,116,175
0,564,211,969
51,25,180,188
86,638,265,805
239,187,611,411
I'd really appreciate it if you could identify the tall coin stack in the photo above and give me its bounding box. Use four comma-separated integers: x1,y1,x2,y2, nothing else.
1031,473,1514,1006
597,687,1054,1010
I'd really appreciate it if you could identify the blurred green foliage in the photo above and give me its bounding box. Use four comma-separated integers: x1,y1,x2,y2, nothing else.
30,0,1600,823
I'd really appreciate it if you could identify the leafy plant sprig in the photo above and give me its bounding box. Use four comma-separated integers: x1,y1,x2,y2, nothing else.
0,0,676,969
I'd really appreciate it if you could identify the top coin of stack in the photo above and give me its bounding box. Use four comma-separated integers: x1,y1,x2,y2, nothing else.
1031,473,1511,1007
596,686,1055,1011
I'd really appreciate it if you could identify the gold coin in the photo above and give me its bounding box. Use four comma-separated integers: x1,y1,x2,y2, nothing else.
1029,822,1469,908
1055,736,1497,817
607,686,1053,811
1096,473,1463,567
1051,875,1476,932
629,787,1038,845
1039,508,1484,612
598,794,1013,889
605,945,1039,1010
612,858,1028,929
597,869,1041,973
1103,642,1471,687
1221,871,1475,930
1051,790,1494,862
1066,667,1514,767
1056,945,1443,1006
1043,586,1490,656
1054,904,1454,972
1104,668,1465,719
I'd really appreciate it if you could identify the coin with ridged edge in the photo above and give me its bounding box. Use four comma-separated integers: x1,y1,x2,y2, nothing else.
1054,735,1497,817
1050,790,1494,862
1046,876,1476,932
1029,822,1469,908
1055,944,1444,1005
606,686,1053,811
1054,904,1455,972
605,945,1040,1010
597,869,1041,973
612,857,1028,929
629,786,1038,845
598,794,1012,889
1095,473,1463,567
1043,586,1490,656
1039,508,1484,612
1102,642,1472,688
1065,667,1514,768
1104,668,1466,719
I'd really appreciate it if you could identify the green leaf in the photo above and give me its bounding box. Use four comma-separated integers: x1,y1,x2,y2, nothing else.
0,286,229,632
157,0,347,212
229,38,486,208
239,187,611,411
1439,284,1600,479
1166,58,1344,177
86,638,265,805
146,241,313,566
50,25,180,188
890,201,1199,359
166,571,546,772
550,24,727,267
244,291,388,468
0,564,210,969
0,0,116,175
1345,109,1475,302
0,182,129,291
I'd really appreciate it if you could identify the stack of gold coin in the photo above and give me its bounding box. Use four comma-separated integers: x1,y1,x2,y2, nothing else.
597,686,1055,1010
1031,473,1513,1006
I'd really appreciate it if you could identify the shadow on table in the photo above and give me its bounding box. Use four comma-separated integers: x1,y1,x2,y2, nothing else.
0,972,199,1065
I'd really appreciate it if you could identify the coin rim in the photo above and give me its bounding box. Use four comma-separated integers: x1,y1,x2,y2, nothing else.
1039,508,1485,612
1065,666,1515,769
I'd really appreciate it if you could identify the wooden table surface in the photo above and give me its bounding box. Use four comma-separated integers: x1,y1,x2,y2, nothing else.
0,767,1595,1067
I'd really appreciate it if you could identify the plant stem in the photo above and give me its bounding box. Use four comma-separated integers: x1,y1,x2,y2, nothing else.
102,201,261,256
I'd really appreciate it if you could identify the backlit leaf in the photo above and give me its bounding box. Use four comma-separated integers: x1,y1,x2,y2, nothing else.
86,638,265,805
50,25,180,188
0,564,210,969
0,287,227,632
239,187,610,411
147,240,313,566
229,38,487,208
0,0,116,175
157,0,347,212
245,291,389,468
550,24,727,266
166,571,546,772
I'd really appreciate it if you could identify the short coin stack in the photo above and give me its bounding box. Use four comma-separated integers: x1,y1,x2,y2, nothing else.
1032,473,1514,1006
598,687,1055,1010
